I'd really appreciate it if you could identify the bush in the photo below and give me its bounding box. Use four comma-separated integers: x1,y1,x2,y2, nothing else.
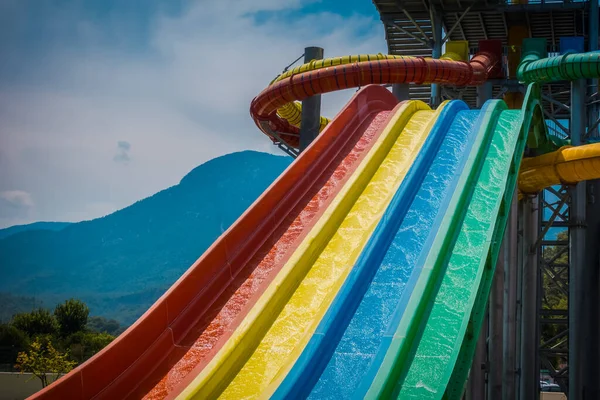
11,309,58,337
54,299,89,337
15,337,76,388
86,316,124,336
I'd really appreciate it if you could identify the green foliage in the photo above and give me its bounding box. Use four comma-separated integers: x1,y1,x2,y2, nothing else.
0,324,30,348
65,331,115,362
11,308,58,337
54,299,89,337
15,337,76,388
0,323,30,367
87,316,124,336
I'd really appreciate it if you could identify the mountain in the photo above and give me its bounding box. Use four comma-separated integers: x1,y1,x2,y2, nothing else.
0,151,292,325
0,222,71,240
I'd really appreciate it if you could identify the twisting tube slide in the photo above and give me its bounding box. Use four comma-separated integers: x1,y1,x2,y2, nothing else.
250,42,501,149
30,38,600,400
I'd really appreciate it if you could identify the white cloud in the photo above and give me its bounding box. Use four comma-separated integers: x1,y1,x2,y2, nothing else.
0,0,387,228
0,190,34,208
0,190,35,227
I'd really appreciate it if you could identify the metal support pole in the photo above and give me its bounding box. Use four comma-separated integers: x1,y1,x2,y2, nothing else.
299,46,324,152
477,82,493,109
469,314,488,400
586,3,600,397
489,242,504,400
503,193,518,400
515,200,524,399
519,196,539,400
431,11,443,107
392,84,410,101
570,78,587,400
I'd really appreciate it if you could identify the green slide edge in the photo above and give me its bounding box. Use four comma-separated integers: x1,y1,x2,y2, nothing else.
364,100,506,400
444,83,547,399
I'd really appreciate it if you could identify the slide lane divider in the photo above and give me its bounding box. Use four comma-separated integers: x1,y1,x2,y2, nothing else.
176,99,434,400
445,85,543,399
142,86,398,400
150,86,398,400
394,98,516,398
270,99,461,400
349,106,484,400
365,100,506,399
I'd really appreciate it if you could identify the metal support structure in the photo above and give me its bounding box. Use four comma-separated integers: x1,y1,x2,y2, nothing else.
585,3,600,397
520,196,540,400
489,243,504,400
502,193,518,400
392,83,410,101
469,314,488,400
477,82,493,109
431,11,442,107
569,78,587,400
299,46,323,152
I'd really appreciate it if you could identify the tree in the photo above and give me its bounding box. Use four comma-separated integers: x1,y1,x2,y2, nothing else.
54,299,89,337
86,316,123,336
0,323,30,365
14,337,76,388
11,308,58,337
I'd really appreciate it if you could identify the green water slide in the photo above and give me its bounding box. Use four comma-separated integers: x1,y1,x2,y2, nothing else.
364,84,546,399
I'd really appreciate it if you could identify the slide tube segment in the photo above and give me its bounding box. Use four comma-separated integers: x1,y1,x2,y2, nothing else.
518,142,600,194
176,100,439,399
518,51,600,84
272,54,407,131
365,99,506,399
252,52,499,148
271,99,468,400
444,84,544,399
30,86,398,400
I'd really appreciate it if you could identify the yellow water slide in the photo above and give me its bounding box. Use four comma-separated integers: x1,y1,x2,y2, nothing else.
177,100,446,399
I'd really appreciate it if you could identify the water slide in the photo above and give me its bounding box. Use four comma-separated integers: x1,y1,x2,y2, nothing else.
31,41,600,400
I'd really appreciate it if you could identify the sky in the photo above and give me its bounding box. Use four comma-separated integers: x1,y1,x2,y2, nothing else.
0,0,388,228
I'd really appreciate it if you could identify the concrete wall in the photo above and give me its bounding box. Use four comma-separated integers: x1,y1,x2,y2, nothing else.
0,373,60,400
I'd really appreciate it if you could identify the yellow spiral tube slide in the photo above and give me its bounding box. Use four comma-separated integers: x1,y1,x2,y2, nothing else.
271,54,409,131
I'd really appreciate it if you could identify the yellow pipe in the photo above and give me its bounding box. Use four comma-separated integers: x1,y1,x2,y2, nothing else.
271,52,465,132
518,143,600,194
271,54,406,131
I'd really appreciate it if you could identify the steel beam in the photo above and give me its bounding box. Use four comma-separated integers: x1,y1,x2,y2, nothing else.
502,193,518,400
569,78,586,400
519,195,540,400
489,236,504,400
392,83,410,101
477,82,493,109
299,47,323,152
586,2,600,397
430,10,442,107
469,314,488,400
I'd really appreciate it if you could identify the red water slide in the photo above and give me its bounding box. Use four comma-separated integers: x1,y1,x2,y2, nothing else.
30,86,398,400
251,40,502,149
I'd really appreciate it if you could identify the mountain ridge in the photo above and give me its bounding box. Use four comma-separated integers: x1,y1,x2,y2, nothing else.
0,222,71,240
0,150,291,325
